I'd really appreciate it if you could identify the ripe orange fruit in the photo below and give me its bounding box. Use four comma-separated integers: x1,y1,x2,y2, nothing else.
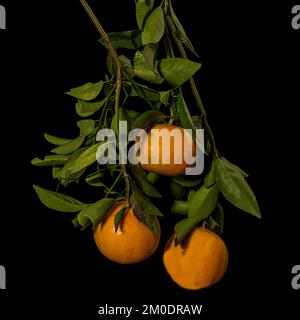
163,227,228,290
94,201,160,264
138,124,196,176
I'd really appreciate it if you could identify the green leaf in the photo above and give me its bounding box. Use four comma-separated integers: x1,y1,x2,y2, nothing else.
33,185,88,212
175,184,219,244
44,133,72,146
68,142,102,174
204,161,216,188
133,51,164,84
66,81,104,101
99,30,142,50
174,218,198,245
142,7,165,45
77,119,95,136
130,188,161,236
159,90,171,106
208,203,224,235
52,167,62,179
170,181,185,200
120,55,135,78
114,206,127,232
85,171,106,187
171,200,189,215
188,184,219,220
169,2,198,57
136,0,154,29
57,147,88,180
31,155,69,167
187,189,196,202
128,80,161,110
176,88,196,137
76,98,107,117
159,58,201,87
131,185,163,217
215,158,261,218
142,43,158,70
77,198,115,228
222,158,249,178
172,176,202,188
129,164,161,198
50,136,85,155
131,110,164,129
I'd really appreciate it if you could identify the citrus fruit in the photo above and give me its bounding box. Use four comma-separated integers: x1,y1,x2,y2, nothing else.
138,124,196,176
163,227,228,290
94,201,160,264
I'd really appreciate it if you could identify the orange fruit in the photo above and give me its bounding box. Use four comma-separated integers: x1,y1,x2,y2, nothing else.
94,201,160,264
163,227,228,290
138,124,196,176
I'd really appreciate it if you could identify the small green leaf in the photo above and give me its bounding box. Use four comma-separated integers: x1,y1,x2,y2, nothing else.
130,188,161,236
66,81,104,101
114,206,127,232
120,55,135,78
52,167,62,179
169,2,198,57
175,184,219,244
131,185,163,217
133,51,164,84
129,164,161,198
131,110,164,130
44,133,72,146
222,158,249,177
215,158,261,218
68,142,102,174
188,184,219,220
77,198,115,228
136,0,154,29
172,176,202,188
85,171,106,187
33,185,88,212
171,200,189,215
31,155,69,167
174,218,198,245
204,161,216,188
159,90,171,106
170,181,185,200
142,43,158,69
76,98,107,117
128,80,161,110
159,58,201,87
77,119,95,136
57,147,88,180
50,136,85,155
99,30,142,50
142,7,165,45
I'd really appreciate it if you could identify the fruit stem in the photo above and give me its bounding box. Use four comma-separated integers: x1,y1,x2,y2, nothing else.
80,0,130,198
165,2,220,159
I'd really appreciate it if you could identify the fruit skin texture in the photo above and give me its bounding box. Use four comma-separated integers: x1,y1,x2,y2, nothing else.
163,227,228,290
94,201,160,264
139,124,196,176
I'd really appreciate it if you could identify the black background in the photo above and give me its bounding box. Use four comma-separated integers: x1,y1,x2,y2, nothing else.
0,0,299,318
